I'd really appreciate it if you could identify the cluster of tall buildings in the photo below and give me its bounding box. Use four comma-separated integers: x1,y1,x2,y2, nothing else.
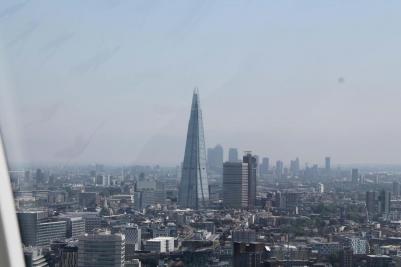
222,152,258,209
12,90,401,267
177,90,335,211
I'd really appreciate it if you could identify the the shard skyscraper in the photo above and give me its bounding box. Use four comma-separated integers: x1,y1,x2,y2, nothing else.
178,89,209,209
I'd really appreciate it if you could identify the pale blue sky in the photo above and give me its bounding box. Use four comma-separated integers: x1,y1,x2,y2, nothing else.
1,0,401,166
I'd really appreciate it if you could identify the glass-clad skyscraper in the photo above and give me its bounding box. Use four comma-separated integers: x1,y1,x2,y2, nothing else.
178,89,209,209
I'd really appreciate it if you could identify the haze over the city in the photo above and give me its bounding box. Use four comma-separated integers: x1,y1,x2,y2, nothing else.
1,0,401,165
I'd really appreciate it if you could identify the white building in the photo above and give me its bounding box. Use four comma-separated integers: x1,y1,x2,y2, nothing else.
145,237,175,253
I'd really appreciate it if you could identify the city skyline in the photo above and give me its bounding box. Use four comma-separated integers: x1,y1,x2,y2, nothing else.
3,2,401,267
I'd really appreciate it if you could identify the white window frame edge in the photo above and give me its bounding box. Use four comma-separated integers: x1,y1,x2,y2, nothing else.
0,131,25,267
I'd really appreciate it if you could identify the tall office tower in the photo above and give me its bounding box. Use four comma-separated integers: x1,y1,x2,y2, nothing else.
259,157,269,177
78,232,125,267
393,181,400,198
228,148,239,162
325,157,331,171
35,168,45,184
294,157,300,174
378,190,391,215
223,162,249,209
178,90,209,209
366,191,377,217
254,155,260,177
351,168,359,183
289,158,300,176
275,160,284,179
207,144,224,173
243,152,257,209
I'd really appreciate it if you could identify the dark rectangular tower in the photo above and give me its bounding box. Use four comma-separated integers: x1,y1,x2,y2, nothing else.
243,152,257,209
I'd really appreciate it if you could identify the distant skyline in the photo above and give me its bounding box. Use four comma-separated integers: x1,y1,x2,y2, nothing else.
1,1,401,165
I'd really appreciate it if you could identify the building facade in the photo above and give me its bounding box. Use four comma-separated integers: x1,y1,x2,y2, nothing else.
178,90,209,209
223,162,248,209
78,232,125,267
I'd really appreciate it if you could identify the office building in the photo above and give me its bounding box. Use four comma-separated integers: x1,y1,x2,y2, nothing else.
223,162,248,209
275,160,284,179
311,242,342,256
232,229,256,243
122,223,141,257
393,181,400,198
325,157,331,171
233,242,267,267
56,215,85,238
36,220,67,246
379,190,391,215
17,211,67,247
78,232,125,267
78,192,97,210
341,247,353,267
228,148,239,162
61,244,78,267
207,144,224,174
352,169,359,183
178,90,209,209
243,152,257,209
289,158,300,176
366,191,377,216
259,157,269,178
24,247,49,267
145,237,175,253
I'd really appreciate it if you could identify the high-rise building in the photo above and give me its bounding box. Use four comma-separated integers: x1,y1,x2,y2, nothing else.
393,181,400,198
223,162,249,209
275,160,284,179
289,158,300,176
259,157,269,178
228,148,239,162
366,191,377,216
178,90,209,209
243,152,257,209
207,144,224,174
78,232,125,267
325,157,331,171
351,169,359,183
378,190,391,215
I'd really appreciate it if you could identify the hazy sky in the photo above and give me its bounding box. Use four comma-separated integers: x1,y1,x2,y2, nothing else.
1,0,401,166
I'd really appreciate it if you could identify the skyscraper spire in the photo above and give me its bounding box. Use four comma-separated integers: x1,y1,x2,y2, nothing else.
178,89,209,209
